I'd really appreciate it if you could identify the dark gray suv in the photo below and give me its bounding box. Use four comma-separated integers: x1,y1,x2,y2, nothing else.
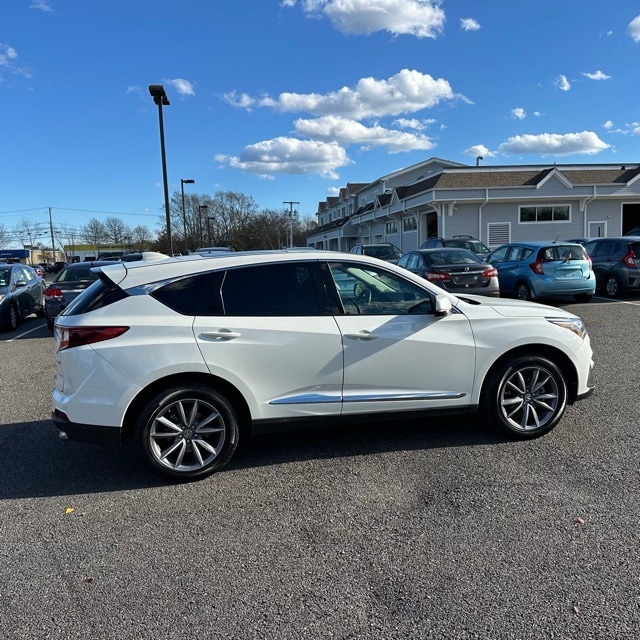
583,237,640,297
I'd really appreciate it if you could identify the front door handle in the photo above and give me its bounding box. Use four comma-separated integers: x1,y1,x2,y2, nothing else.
344,330,377,340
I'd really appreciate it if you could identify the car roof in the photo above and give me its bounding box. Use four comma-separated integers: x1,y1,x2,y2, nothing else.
415,247,477,253
97,249,413,290
63,260,119,268
497,241,583,248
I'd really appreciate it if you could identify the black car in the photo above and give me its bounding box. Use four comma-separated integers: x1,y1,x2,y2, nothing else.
583,237,640,297
349,243,402,263
0,264,46,331
397,247,500,297
44,261,117,330
420,235,490,259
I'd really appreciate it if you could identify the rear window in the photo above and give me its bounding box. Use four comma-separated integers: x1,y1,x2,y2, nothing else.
152,272,223,316
541,245,588,261
60,278,127,317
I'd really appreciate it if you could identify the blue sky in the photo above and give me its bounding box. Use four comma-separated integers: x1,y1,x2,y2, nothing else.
2,0,640,247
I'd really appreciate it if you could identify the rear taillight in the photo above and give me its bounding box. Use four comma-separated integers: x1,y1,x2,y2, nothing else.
423,271,451,281
529,258,544,274
622,250,636,268
482,267,498,278
57,326,129,352
44,287,63,298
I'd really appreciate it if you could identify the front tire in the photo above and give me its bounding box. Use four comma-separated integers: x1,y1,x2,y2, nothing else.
135,384,239,482
4,304,18,331
482,355,567,439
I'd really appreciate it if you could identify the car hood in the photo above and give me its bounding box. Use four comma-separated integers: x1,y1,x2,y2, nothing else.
454,294,579,318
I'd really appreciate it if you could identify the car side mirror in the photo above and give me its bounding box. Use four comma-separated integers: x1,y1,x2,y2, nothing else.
434,294,452,317
15,280,27,288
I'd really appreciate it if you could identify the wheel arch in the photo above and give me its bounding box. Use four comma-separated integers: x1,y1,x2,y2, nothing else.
121,372,252,441
480,344,579,404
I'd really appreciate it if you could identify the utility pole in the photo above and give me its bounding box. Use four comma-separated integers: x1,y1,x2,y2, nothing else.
283,200,299,247
48,207,56,263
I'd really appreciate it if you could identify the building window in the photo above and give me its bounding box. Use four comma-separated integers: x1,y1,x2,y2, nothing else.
328,212,332,222
403,217,417,232
348,203,353,215
519,205,570,223
385,221,398,234
341,207,346,217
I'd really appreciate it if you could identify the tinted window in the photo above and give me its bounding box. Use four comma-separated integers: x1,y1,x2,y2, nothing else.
488,246,509,263
592,240,616,257
152,272,220,316
222,263,322,316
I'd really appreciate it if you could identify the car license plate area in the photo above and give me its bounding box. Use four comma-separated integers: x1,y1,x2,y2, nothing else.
451,274,481,285
556,268,582,279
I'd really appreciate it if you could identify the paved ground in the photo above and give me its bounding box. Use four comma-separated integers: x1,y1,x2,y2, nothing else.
0,295,638,639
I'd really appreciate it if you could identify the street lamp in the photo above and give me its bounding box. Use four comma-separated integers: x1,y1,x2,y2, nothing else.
149,84,172,255
181,178,195,254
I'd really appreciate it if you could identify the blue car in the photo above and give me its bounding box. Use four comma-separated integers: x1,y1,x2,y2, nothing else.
486,241,596,302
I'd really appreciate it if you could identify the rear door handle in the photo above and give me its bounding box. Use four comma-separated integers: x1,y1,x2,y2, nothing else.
199,329,241,341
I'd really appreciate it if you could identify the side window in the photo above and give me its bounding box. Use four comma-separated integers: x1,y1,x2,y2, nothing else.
152,272,220,316
594,241,614,257
328,262,433,316
221,263,323,316
406,254,421,270
489,246,509,263
21,267,35,281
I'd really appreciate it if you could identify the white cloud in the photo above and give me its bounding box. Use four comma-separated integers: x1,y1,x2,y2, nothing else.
582,70,611,80
166,78,195,96
392,117,436,130
603,120,613,129
0,44,32,79
288,0,445,38
293,115,436,152
460,18,480,31
464,144,495,158
627,15,640,42
498,131,610,156
223,91,257,109
30,1,53,11
215,137,351,179
554,75,571,91
533,111,542,117
511,107,526,120
252,69,465,118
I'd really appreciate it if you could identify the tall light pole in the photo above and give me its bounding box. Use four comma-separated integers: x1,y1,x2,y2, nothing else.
181,178,195,254
149,84,172,255
283,200,299,247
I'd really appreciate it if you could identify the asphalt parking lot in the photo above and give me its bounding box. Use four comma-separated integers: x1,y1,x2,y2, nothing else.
1,295,639,640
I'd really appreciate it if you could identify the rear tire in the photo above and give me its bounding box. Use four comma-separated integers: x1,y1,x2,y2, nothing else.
515,281,532,301
482,354,567,439
603,274,623,298
135,384,239,482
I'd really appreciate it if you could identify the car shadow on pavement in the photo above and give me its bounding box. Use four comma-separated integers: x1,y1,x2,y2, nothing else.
0,415,502,500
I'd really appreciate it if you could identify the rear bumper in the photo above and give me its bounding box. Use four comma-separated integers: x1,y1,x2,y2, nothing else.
52,409,121,444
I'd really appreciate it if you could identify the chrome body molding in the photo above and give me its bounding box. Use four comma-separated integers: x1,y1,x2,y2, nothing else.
270,391,466,405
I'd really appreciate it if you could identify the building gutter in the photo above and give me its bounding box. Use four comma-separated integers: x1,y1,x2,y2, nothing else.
478,189,489,244
580,186,597,237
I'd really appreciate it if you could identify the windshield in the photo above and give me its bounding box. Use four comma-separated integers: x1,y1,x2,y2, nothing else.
57,267,99,283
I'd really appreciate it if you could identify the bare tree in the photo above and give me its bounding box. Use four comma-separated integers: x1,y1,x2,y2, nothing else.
131,225,153,251
81,218,106,255
0,223,10,249
18,217,43,254
103,216,131,250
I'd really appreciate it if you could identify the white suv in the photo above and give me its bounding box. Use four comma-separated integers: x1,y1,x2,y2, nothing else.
52,250,595,482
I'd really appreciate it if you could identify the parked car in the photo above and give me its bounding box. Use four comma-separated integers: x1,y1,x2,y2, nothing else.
397,248,499,297
582,237,640,298
0,264,46,331
623,226,640,236
52,261,68,274
420,236,491,259
31,264,46,278
52,250,594,482
485,241,595,302
44,260,117,331
349,243,402,263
